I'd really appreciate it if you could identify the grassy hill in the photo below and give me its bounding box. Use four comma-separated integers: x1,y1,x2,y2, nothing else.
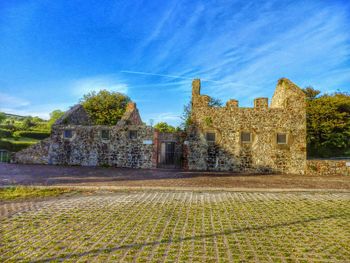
0,112,50,152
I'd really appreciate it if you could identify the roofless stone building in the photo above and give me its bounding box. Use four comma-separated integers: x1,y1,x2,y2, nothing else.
187,78,306,174
14,78,312,174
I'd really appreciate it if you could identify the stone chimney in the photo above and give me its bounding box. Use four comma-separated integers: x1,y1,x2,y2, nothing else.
192,79,201,96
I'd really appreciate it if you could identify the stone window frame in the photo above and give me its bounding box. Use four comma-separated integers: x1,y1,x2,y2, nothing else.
277,133,288,145
241,131,252,143
129,130,138,140
63,129,74,140
206,131,216,144
101,129,110,141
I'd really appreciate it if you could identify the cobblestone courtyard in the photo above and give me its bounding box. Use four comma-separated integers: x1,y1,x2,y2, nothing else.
1,191,349,262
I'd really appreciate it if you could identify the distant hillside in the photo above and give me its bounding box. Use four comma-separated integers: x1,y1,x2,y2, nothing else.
3,113,29,120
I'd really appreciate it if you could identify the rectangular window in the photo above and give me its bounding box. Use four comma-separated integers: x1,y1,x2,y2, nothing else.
129,130,137,140
277,133,287,144
206,132,216,143
101,130,110,140
241,132,252,143
64,130,73,139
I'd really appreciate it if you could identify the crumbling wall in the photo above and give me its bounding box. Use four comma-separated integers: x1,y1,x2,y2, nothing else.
306,160,350,176
14,138,51,164
15,101,156,168
48,125,155,168
54,104,92,125
188,78,307,174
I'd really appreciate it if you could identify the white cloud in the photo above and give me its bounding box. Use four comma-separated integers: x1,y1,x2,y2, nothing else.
145,112,182,126
0,102,72,120
0,92,30,108
71,75,129,97
0,108,49,119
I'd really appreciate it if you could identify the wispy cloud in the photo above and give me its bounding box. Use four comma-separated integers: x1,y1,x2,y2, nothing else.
0,92,30,108
129,0,350,102
71,75,129,98
121,70,193,81
144,112,181,125
1,0,349,125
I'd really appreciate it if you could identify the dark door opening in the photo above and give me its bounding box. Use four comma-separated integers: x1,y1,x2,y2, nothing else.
159,142,176,167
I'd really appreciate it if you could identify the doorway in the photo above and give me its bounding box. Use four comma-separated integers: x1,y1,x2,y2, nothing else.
158,142,176,167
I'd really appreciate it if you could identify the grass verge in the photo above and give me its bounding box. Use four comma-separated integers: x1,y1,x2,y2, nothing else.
0,186,76,201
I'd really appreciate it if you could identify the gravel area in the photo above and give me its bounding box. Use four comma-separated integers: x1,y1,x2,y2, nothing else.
1,163,350,190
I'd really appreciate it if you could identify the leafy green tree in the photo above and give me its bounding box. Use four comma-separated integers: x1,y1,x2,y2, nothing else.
81,90,130,125
154,122,177,133
21,117,35,130
48,110,65,128
0,112,5,124
303,89,350,157
32,116,44,123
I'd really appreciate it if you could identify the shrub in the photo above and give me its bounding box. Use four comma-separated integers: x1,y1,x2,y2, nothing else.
0,129,12,138
0,140,34,152
154,122,177,133
13,131,50,140
204,116,213,126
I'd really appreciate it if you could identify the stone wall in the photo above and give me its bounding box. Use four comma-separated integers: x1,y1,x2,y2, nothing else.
48,125,155,168
55,104,92,125
14,101,157,169
187,78,307,174
14,138,51,164
306,160,350,176
13,80,311,174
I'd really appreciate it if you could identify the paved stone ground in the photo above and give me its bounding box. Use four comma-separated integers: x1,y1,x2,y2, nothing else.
1,163,350,190
1,191,349,262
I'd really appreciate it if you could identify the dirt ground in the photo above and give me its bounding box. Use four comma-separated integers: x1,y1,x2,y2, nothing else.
1,163,349,190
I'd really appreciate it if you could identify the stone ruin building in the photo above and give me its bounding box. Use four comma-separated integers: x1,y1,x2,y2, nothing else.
187,78,306,174
14,78,313,174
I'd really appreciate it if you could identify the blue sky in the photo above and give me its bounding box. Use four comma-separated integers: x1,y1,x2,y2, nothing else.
0,0,350,126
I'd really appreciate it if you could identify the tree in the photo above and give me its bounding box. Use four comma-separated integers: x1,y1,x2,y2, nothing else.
180,100,192,131
154,122,177,133
48,110,65,128
208,97,223,107
303,86,321,100
21,117,35,129
305,91,350,157
0,112,5,124
81,90,130,125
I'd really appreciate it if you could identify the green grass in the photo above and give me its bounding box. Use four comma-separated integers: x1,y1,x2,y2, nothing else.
0,137,38,152
1,191,349,262
1,137,39,143
0,186,76,201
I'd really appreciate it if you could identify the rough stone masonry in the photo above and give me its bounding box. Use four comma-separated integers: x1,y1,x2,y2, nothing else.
15,78,347,175
186,78,307,174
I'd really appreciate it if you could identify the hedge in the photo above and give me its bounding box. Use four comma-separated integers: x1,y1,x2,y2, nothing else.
0,129,12,138
0,140,34,152
13,131,50,140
